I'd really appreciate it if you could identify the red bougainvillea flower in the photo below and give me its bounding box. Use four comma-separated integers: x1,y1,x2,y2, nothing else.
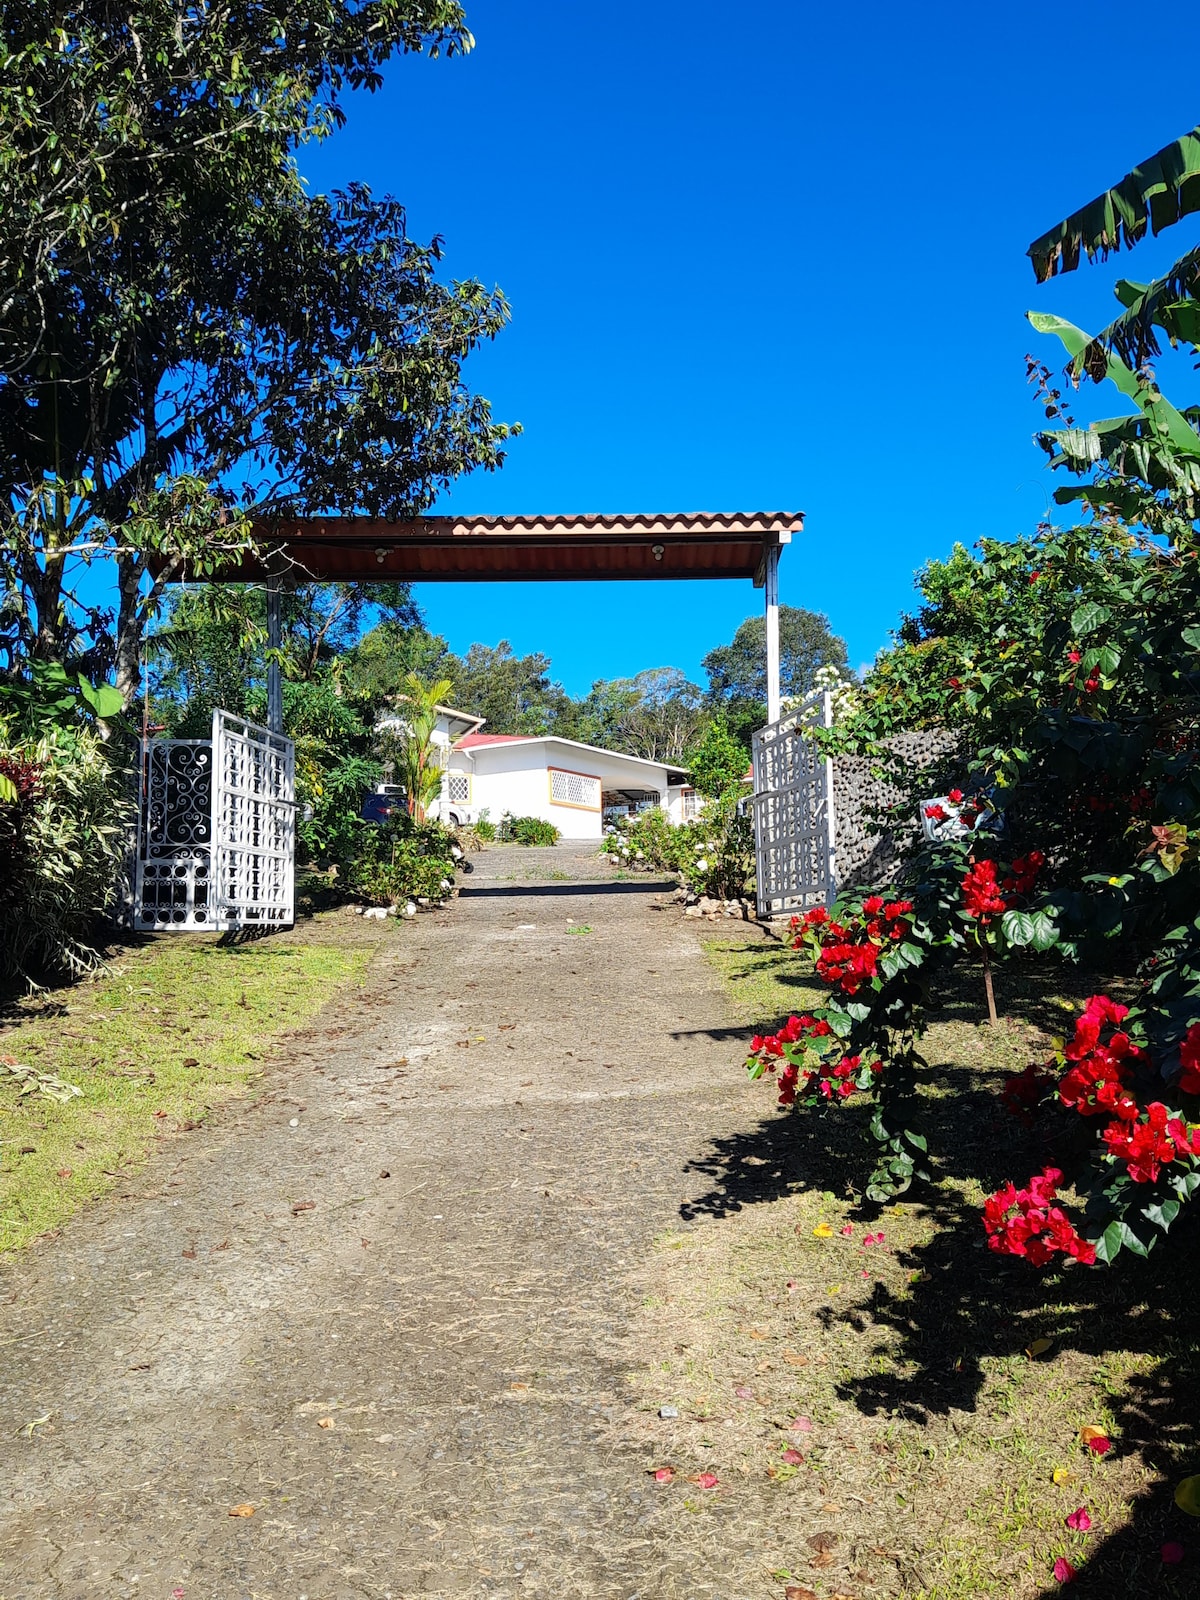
924,803,949,823
1162,1541,1185,1564
982,1168,1096,1266
1083,1434,1112,1457
780,1448,804,1464
1002,1062,1053,1126
1065,1506,1092,1532
1002,850,1045,898
1102,1102,1180,1184
1052,1556,1076,1582
1057,996,1145,1120
1084,675,1100,693
1068,649,1082,664
689,1471,719,1489
948,787,964,803
1179,1023,1200,1094
962,858,1008,922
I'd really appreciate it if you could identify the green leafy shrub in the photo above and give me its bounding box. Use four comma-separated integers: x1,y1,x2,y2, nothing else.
298,754,379,868
344,813,459,906
498,813,559,846
686,717,750,798
603,795,754,900
472,810,497,842
0,724,130,983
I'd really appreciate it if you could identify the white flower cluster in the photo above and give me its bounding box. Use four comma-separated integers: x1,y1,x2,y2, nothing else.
811,664,861,724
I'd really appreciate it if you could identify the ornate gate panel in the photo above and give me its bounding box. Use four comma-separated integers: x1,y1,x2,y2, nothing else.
210,710,295,929
751,690,836,918
132,711,294,931
133,740,215,929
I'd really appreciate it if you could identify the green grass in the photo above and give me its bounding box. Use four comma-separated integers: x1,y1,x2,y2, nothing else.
0,935,372,1253
622,936,1200,1598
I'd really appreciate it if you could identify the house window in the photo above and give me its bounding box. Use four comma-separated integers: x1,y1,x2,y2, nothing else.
681,787,698,820
445,772,471,805
548,767,602,811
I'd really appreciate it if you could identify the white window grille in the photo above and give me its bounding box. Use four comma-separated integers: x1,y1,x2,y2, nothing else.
549,767,601,810
681,788,698,820
445,771,471,805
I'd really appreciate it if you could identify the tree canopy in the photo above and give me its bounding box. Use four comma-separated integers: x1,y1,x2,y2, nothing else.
701,605,848,747
1,1,516,704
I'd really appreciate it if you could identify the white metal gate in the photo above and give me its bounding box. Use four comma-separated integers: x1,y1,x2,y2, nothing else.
751,689,836,918
133,710,295,931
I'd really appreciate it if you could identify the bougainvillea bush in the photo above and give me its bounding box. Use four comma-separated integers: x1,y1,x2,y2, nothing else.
747,520,1200,1265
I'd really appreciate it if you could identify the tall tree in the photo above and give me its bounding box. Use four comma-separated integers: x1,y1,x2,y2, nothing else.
448,641,568,734
702,606,848,747
0,1,516,705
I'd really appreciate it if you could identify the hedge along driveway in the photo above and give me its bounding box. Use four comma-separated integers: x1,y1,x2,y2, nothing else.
0,932,375,1252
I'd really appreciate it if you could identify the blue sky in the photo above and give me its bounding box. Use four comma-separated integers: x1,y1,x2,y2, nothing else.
293,0,1200,693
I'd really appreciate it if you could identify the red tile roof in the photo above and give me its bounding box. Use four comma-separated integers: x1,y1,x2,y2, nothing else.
455,733,533,748
152,511,803,584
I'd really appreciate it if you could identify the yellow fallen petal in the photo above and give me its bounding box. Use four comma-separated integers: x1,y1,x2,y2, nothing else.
1052,1467,1073,1486
1175,1474,1200,1516
812,1223,834,1238
827,1284,842,1294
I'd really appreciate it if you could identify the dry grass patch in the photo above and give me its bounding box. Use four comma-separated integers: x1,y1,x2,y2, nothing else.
0,931,374,1252
615,938,1200,1599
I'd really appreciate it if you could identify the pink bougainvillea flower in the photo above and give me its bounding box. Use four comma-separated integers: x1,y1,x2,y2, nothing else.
1162,1541,1184,1564
781,1448,804,1464
689,1471,719,1489
862,1269,870,1278
1052,1556,1076,1582
651,1466,674,1483
790,1416,814,1432
733,1384,754,1400
840,1225,855,1236
1065,1506,1092,1532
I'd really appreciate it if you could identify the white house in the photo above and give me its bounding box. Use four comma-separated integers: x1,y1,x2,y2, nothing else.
433,732,697,840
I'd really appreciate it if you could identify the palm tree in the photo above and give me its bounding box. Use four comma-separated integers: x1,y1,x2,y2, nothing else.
393,673,453,821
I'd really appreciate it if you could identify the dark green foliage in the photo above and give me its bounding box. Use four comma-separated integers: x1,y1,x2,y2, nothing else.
498,814,559,846
702,607,848,748
686,718,749,798
1,1,514,702
345,812,458,905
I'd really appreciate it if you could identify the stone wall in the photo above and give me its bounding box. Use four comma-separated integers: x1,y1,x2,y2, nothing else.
832,728,962,889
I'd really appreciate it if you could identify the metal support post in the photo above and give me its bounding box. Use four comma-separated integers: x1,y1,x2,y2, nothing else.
266,574,283,735
764,539,781,725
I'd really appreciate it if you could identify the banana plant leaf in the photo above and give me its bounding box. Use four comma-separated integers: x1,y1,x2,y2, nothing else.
1028,311,1200,463
1028,126,1200,281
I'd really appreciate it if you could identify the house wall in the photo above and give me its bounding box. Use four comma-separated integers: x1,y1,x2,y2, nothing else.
448,742,678,840
465,745,600,838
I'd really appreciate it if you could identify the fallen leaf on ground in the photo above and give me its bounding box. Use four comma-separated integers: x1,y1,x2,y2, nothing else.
228,1503,255,1518
1080,1428,1112,1456
181,1247,197,1260
781,1448,804,1464
782,1351,809,1368
1052,1468,1074,1485
808,1531,837,1552
15,1413,50,1438
182,1058,199,1068
1175,1473,1200,1516
733,1385,754,1399
688,1471,719,1489
1027,1337,1056,1359
291,1201,316,1215
823,1501,843,1512
790,1416,814,1432
509,1382,529,1392
317,1417,334,1429
810,1549,834,1569
785,1588,817,1600
812,1223,833,1237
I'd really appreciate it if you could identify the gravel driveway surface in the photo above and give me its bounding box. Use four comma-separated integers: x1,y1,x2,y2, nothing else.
0,844,769,1600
